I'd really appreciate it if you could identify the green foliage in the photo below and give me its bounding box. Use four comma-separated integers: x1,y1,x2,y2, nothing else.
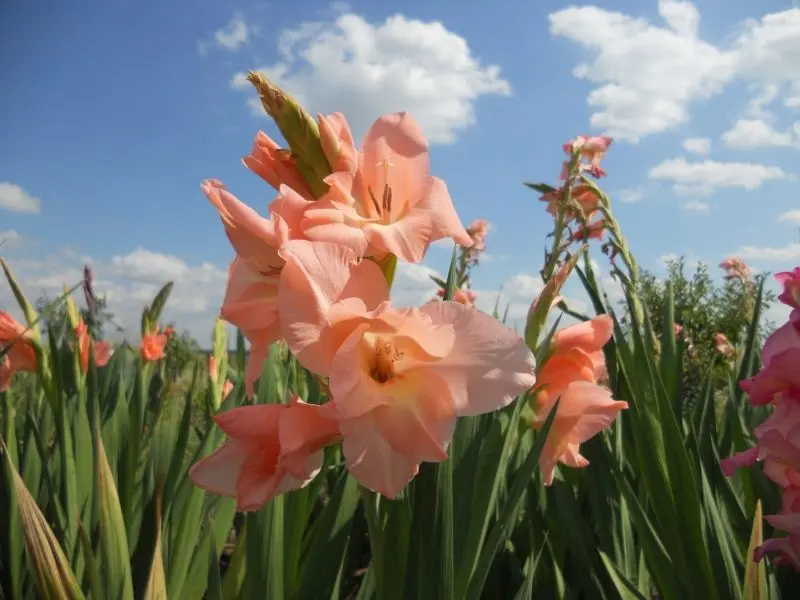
1,248,799,599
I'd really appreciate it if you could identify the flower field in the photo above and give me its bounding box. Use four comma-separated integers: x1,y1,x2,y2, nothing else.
2,73,800,599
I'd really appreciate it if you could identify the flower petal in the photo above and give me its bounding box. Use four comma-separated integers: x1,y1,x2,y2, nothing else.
418,301,536,416
420,178,472,247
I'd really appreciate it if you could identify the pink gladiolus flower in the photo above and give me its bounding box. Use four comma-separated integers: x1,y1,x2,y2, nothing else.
570,219,606,242
756,513,800,569
222,379,234,400
436,288,477,307
776,268,800,309
318,112,358,175
0,311,37,391
714,333,734,357
75,320,112,373
301,113,473,263
189,398,340,511
466,219,490,250
277,240,536,498
740,311,800,405
532,315,628,485
674,323,683,337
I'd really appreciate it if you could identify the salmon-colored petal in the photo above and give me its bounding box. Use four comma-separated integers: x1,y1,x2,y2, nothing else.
244,340,270,398
220,258,280,334
214,403,285,439
420,178,473,247
269,185,314,238
363,209,433,263
417,301,536,416
557,381,628,444
0,355,12,392
340,413,420,499
278,399,341,457
373,372,456,464
93,341,113,367
0,311,26,338
329,324,393,419
740,348,800,405
202,180,285,273
243,131,314,198
553,314,614,355
318,112,358,174
278,240,388,375
236,452,283,512
534,349,597,411
361,113,430,215
189,440,248,497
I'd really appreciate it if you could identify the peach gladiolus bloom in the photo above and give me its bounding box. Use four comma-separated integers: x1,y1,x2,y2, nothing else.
466,219,490,250
189,397,340,511
436,287,477,307
564,135,613,178
141,331,168,362
0,311,37,391
674,323,683,337
776,268,800,309
318,112,358,174
714,333,734,357
301,113,473,263
277,240,536,497
203,179,309,395
75,320,112,373
532,315,628,485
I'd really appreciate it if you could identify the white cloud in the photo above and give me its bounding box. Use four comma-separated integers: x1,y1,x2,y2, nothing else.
0,230,23,248
778,209,800,224
548,1,735,142
682,137,711,154
550,5,800,143
109,247,189,282
199,12,251,55
390,260,441,307
682,200,710,214
233,13,510,144
733,242,800,262
0,182,41,214
648,157,789,195
617,187,645,203
722,118,796,148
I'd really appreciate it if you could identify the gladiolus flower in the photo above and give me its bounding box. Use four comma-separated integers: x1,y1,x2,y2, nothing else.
739,311,800,405
277,240,536,497
776,268,800,309
719,257,750,282
301,113,473,263
570,218,606,242
222,380,234,400
75,320,112,373
674,323,683,337
436,288,477,307
141,332,168,362
564,135,613,178
0,311,37,391
189,397,340,511
714,333,734,357
756,513,800,569
243,132,315,199
531,315,628,485
203,179,311,395
466,219,490,250
318,112,358,175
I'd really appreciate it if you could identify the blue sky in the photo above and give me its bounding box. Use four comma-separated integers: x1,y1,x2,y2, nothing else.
2,0,799,344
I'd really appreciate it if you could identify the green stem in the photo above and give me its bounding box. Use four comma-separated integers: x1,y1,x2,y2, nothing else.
359,485,385,599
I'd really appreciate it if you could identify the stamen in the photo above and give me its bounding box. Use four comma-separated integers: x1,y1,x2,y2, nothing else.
368,187,382,216
382,184,391,214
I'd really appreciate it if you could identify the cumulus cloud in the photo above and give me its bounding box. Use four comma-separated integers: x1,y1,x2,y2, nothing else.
548,1,735,142
550,4,800,142
0,230,23,249
733,243,800,262
199,12,251,55
682,137,711,154
648,157,789,195
617,187,645,203
0,182,41,214
778,210,800,224
233,13,510,144
681,200,710,214
722,118,797,148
